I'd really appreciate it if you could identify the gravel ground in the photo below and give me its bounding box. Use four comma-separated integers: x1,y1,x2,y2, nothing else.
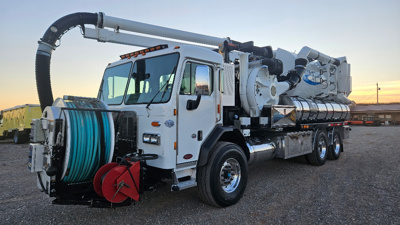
0,126,399,224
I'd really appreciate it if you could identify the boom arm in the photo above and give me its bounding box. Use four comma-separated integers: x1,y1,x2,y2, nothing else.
94,13,227,47
35,12,229,110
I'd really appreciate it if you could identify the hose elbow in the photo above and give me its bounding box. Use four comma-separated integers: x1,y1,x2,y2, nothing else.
35,12,99,110
286,58,307,90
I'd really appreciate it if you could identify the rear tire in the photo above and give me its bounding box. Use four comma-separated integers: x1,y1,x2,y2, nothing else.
197,142,248,207
14,131,28,144
307,130,328,166
328,131,342,160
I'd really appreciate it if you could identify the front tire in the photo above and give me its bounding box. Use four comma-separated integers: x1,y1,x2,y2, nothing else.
197,142,248,207
307,130,328,166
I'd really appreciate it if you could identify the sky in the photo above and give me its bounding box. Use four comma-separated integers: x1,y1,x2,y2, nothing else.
0,0,399,110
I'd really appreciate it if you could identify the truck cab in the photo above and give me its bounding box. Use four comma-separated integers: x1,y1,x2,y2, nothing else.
97,45,224,188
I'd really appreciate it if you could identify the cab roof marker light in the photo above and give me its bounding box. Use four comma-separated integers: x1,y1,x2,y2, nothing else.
119,44,168,59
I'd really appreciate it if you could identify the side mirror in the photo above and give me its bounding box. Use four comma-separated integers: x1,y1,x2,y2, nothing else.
186,94,201,110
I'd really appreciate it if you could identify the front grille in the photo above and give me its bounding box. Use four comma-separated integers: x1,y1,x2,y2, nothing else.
115,111,137,156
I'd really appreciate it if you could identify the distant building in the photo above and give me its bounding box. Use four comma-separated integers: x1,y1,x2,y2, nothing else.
350,104,400,125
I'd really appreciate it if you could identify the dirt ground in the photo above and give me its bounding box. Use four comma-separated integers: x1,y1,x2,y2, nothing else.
0,126,399,224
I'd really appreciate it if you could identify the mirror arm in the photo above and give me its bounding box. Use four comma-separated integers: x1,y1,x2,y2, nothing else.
186,94,201,110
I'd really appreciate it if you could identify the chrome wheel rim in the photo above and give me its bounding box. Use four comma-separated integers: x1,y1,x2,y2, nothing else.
333,135,341,155
318,137,327,159
219,158,241,193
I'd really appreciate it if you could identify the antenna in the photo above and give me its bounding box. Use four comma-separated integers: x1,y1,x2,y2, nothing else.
376,83,381,105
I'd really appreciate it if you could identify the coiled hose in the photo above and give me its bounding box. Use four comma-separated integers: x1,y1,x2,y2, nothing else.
62,101,112,183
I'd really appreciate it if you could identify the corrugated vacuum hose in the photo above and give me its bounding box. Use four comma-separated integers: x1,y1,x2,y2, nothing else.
35,12,98,111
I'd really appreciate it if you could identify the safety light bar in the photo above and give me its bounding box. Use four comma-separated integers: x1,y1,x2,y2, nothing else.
328,122,345,127
120,44,168,59
301,121,348,130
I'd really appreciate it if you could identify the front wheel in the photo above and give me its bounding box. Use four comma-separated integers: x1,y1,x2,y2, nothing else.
197,142,248,207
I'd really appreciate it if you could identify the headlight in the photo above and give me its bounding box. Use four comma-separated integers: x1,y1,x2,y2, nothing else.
143,133,160,145
143,133,151,143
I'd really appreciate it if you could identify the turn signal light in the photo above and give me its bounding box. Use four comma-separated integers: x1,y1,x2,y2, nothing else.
151,121,161,127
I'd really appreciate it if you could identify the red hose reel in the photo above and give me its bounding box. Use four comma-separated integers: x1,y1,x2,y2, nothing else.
93,161,141,203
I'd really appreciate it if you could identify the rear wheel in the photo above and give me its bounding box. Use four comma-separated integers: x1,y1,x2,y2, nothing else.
197,142,248,207
307,130,328,166
14,131,28,144
328,131,342,160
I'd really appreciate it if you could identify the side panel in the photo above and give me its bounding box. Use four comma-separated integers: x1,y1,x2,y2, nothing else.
274,131,313,159
1,105,42,132
221,63,235,106
23,106,42,130
137,114,177,169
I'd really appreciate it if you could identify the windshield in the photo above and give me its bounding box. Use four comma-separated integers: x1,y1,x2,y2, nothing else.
99,53,179,105
99,62,132,105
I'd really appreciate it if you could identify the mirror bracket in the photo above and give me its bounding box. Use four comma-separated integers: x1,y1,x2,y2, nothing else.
186,94,201,110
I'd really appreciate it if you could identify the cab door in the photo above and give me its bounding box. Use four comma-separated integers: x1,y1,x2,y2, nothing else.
177,61,217,165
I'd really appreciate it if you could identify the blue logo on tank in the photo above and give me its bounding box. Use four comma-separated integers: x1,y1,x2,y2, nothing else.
303,75,321,85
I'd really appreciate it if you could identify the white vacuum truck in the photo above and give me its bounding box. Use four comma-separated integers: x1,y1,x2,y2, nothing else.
29,12,351,207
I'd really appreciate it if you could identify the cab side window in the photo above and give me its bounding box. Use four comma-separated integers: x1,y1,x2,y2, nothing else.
180,62,213,96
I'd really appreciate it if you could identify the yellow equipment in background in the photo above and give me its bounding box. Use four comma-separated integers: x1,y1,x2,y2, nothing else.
0,104,42,143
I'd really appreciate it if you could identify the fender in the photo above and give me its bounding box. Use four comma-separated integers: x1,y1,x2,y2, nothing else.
328,127,345,152
197,125,233,167
198,125,248,167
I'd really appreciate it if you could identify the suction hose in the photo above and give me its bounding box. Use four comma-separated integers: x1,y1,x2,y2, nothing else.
35,12,98,111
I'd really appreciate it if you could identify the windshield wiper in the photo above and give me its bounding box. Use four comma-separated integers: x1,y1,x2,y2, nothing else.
146,66,177,109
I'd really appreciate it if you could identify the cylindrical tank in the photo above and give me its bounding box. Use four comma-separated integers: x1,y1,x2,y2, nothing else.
281,96,349,122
